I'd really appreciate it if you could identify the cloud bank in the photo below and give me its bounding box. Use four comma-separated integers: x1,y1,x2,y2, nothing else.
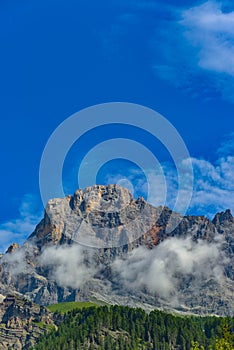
2,235,228,307
2,243,97,290
112,236,227,301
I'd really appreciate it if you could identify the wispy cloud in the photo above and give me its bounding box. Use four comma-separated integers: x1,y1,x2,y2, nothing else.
149,153,234,217
0,195,42,253
152,1,234,101
189,156,234,216
217,132,234,155
100,0,234,102
181,1,234,76
105,0,234,100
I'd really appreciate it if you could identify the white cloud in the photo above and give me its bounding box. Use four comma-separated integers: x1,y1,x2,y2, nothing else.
181,1,234,76
0,195,42,253
112,236,226,301
1,242,98,289
2,244,34,276
39,245,97,289
100,0,234,100
189,155,234,216
145,154,234,218
152,1,234,101
2,234,228,308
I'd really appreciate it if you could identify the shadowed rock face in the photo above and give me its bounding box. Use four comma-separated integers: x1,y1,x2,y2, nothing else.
6,243,20,254
212,209,234,281
0,185,233,316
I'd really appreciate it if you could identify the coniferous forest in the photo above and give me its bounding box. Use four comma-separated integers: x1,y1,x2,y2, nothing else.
32,305,234,350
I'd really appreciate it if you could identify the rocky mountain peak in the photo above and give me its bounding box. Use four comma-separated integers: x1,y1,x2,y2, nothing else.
213,209,234,226
6,243,20,254
29,185,147,248
212,209,234,237
71,184,134,213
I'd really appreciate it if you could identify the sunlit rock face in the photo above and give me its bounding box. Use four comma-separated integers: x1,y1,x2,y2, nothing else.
29,184,161,248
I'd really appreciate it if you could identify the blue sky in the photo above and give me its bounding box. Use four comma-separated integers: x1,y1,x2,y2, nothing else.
0,0,234,251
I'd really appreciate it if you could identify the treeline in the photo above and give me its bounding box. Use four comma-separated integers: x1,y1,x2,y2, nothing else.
32,305,234,350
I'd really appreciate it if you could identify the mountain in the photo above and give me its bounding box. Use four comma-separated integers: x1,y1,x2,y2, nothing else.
0,185,233,316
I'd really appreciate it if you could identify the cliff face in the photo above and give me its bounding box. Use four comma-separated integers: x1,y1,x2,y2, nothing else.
0,294,55,350
212,209,234,280
29,185,155,249
0,185,233,316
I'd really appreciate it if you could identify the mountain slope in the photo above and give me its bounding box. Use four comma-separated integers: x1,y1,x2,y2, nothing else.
0,294,56,350
33,305,234,350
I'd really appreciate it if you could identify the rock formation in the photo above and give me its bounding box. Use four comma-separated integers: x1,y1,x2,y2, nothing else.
0,294,55,349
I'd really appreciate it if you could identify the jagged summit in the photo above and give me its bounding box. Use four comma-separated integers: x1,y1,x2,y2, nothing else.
213,208,234,226
28,184,233,249
71,184,136,212
28,184,148,249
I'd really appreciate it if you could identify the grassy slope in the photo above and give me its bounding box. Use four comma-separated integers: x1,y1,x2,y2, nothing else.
47,301,98,314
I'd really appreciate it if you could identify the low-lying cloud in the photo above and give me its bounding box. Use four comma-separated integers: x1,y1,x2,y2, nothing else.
2,243,98,289
112,236,227,301
39,245,97,289
0,233,229,309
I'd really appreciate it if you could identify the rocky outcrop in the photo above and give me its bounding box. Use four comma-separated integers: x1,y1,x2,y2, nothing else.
6,243,20,254
213,209,234,231
212,209,234,281
0,294,55,350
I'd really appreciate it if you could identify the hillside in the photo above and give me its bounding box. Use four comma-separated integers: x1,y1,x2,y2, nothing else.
32,305,234,350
